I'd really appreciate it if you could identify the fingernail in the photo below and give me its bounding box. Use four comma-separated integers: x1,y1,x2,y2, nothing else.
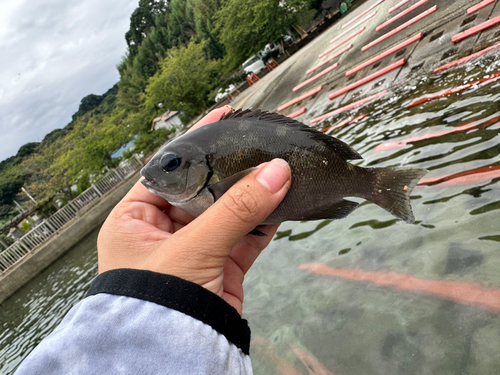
256,159,290,193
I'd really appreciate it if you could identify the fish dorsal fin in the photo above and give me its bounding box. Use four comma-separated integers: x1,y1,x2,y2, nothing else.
220,108,304,126
220,109,362,160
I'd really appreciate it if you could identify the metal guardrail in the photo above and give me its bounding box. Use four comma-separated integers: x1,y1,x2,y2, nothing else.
0,155,143,274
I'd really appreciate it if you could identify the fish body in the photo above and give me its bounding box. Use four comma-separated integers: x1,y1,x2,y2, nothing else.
141,109,427,224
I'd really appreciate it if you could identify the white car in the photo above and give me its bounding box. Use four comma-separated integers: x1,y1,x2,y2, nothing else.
215,84,237,102
242,55,266,75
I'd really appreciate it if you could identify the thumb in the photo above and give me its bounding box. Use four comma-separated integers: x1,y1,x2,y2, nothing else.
181,158,291,253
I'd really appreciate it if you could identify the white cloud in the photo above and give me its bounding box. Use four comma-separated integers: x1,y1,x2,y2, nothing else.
0,0,138,161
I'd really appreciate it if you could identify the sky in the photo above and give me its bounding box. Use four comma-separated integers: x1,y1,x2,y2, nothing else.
0,0,138,162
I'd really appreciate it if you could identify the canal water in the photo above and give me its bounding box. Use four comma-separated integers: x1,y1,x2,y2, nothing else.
0,230,98,374
1,59,500,374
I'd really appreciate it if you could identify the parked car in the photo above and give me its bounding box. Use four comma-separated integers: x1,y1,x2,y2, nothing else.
242,55,266,75
215,84,237,102
261,42,284,64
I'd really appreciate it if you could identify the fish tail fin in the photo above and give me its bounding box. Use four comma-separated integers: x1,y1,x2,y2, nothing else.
368,167,427,223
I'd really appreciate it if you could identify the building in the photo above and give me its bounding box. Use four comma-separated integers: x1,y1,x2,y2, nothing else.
151,110,182,131
8,227,24,240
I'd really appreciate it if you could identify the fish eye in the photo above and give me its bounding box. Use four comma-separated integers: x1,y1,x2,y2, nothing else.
160,154,181,172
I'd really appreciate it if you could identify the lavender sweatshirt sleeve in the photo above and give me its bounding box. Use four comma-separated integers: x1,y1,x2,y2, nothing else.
15,269,253,375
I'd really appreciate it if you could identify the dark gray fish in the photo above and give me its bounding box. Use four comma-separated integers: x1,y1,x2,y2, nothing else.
141,109,427,225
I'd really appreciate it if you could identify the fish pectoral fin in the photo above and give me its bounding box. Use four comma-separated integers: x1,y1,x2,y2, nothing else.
208,167,259,201
326,199,360,220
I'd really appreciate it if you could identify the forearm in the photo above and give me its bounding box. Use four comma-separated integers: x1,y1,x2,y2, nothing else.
15,269,252,375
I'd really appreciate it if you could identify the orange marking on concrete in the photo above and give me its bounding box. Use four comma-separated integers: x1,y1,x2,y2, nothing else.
252,336,303,375
377,0,429,31
468,0,497,14
375,116,500,151
290,344,336,375
418,165,500,186
310,91,386,124
347,33,422,76
321,114,368,133
389,0,410,13
409,71,500,107
278,86,323,112
341,0,384,29
321,27,365,58
362,5,438,52
434,42,500,73
453,14,500,43
299,263,500,314
330,10,377,45
294,63,339,91
307,44,352,75
288,107,307,118
329,58,406,100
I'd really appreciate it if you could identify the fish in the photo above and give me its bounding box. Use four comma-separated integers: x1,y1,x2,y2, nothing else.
141,109,427,225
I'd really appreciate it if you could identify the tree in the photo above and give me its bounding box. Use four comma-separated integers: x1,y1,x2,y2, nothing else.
117,0,226,111
165,0,197,48
189,0,225,59
125,0,169,57
118,27,172,111
48,110,133,195
16,142,39,158
144,39,221,120
215,0,312,69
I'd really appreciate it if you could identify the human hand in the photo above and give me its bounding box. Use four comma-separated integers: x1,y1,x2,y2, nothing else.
97,106,291,314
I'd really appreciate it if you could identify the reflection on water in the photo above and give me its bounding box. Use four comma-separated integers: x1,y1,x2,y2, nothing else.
1,61,500,375
0,230,98,374
247,59,500,374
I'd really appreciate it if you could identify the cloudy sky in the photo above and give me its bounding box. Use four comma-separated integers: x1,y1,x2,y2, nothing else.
0,0,138,162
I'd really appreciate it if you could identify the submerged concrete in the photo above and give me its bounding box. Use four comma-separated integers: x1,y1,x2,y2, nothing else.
0,172,140,304
231,0,500,120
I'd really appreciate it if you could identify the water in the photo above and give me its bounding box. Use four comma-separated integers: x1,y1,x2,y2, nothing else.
247,59,500,374
1,60,500,374
0,230,98,374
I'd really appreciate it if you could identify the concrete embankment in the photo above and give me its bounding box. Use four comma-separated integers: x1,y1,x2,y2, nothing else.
0,172,140,304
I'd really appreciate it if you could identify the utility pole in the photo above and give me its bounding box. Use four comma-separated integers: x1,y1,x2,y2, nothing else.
13,200,26,213
22,187,38,205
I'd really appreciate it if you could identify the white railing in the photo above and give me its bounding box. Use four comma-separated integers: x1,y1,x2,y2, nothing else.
0,154,143,274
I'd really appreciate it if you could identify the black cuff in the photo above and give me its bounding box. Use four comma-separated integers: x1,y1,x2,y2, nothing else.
86,269,251,355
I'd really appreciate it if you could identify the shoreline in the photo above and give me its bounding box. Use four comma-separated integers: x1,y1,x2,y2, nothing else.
0,171,140,304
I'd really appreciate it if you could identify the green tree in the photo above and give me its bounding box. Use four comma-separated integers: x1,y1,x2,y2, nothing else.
118,27,172,111
16,142,39,158
165,0,197,47
215,0,312,69
49,110,133,192
144,39,221,120
117,0,226,111
189,0,225,59
125,0,169,57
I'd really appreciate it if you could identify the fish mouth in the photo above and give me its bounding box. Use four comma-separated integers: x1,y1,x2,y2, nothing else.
140,167,159,188
141,178,158,189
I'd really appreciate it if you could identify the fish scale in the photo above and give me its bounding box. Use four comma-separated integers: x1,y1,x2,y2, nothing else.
141,109,427,224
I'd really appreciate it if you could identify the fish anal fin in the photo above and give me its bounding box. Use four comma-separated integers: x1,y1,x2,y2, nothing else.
305,199,359,221
325,200,360,220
